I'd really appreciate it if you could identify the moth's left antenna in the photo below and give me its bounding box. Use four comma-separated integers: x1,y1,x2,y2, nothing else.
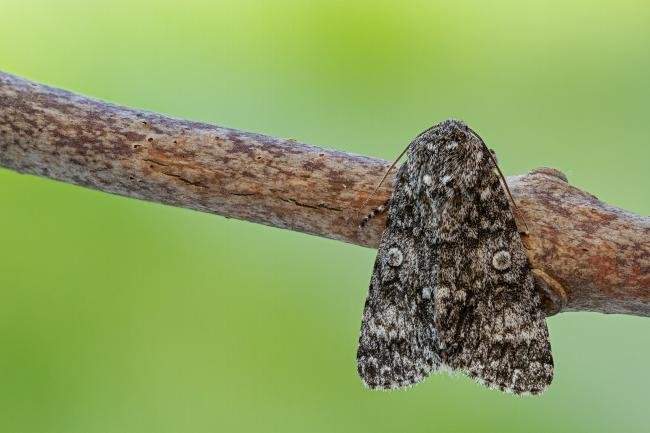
356,143,409,223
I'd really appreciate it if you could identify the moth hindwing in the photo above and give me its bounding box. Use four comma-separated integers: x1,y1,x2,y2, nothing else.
357,119,553,394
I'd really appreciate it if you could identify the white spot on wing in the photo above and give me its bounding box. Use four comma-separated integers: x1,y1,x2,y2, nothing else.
387,248,404,267
492,250,512,270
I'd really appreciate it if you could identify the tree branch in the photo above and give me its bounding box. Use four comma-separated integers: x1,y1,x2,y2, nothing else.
1,71,648,317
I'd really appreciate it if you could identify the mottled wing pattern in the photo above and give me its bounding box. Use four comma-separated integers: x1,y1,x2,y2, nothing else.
357,163,441,389
424,121,554,394
357,119,553,395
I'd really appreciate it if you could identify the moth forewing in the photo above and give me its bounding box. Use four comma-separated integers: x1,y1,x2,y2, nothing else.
357,119,553,394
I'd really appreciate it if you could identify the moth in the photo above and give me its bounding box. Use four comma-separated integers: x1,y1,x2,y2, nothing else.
357,119,553,395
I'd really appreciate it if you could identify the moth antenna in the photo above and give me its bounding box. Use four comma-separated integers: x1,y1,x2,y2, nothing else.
357,143,409,220
467,127,529,233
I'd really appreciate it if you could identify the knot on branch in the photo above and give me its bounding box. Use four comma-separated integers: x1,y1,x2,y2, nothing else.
533,269,569,315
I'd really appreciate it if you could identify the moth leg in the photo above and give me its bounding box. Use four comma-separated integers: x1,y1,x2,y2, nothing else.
359,199,391,228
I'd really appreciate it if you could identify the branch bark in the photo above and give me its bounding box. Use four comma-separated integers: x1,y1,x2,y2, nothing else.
1,71,648,316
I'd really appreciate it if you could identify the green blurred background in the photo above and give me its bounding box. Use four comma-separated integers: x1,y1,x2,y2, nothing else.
1,1,649,432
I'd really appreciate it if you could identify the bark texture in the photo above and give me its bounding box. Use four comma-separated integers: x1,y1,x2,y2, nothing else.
1,71,648,316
